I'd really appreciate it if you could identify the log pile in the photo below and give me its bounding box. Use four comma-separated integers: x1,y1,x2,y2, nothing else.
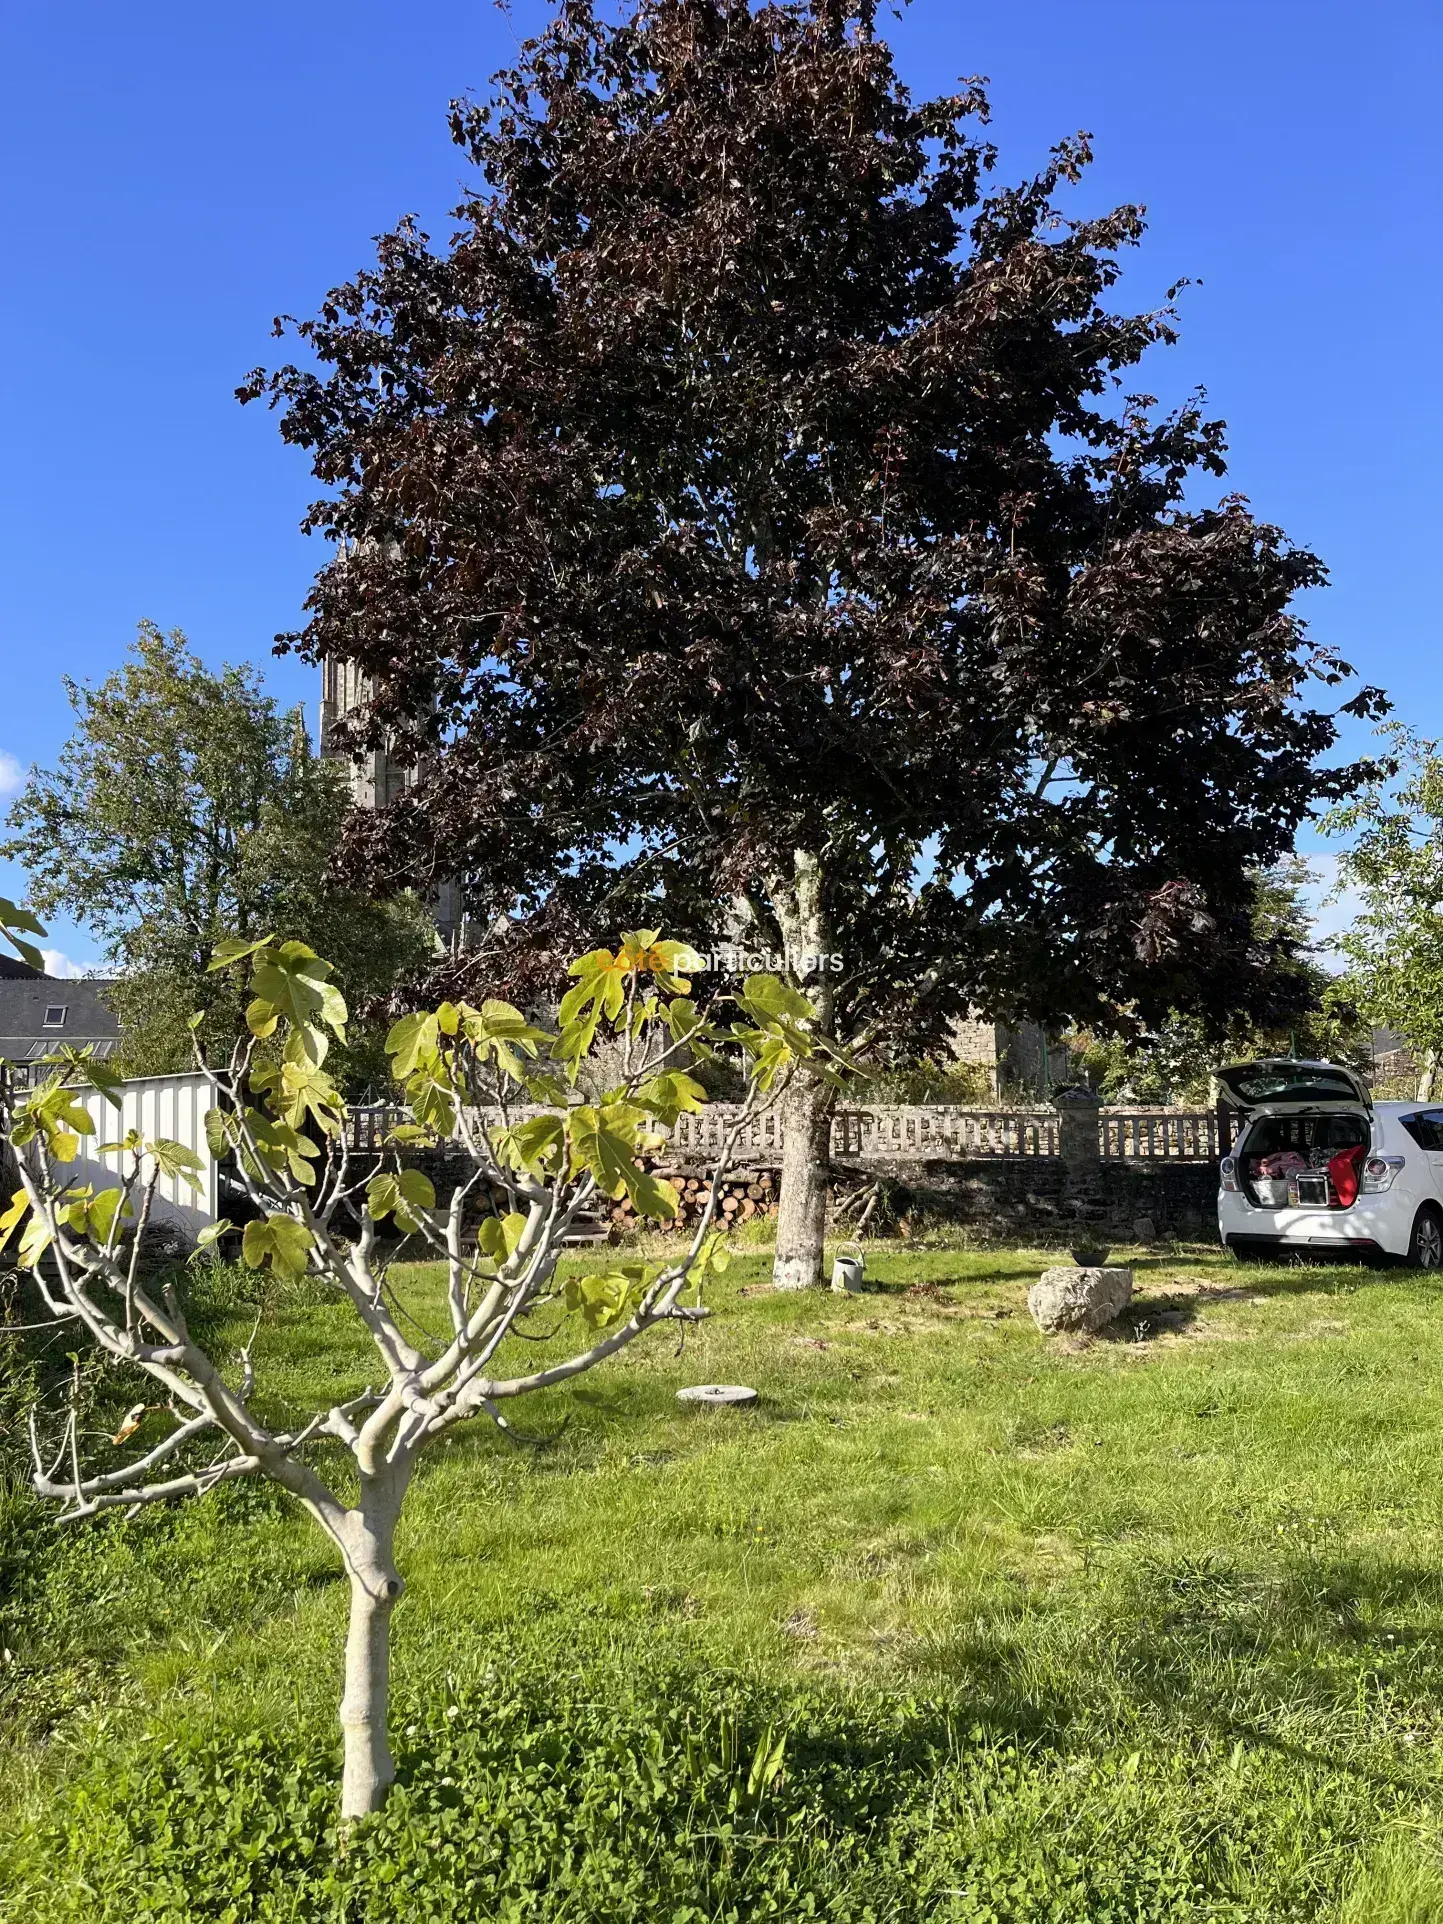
605,1166,778,1232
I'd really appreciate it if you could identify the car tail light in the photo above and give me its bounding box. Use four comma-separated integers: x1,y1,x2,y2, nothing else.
1220,1155,1241,1193
1362,1155,1405,1193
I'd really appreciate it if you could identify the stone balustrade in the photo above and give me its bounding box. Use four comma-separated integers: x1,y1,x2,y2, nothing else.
343,1099,1220,1164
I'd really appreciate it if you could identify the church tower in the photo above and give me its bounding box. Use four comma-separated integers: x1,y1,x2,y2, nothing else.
319,659,464,945
319,657,415,812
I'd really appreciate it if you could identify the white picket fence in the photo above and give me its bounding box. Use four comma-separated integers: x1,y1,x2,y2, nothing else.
67,1070,219,1235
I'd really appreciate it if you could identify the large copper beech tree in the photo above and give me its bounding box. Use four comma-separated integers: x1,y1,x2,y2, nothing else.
246,0,1383,1288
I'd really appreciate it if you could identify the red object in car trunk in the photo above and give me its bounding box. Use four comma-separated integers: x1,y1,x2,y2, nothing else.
1328,1144,1366,1208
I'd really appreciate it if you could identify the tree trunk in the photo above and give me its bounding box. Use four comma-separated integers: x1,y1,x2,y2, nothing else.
773,1067,837,1289
767,847,837,1292
1420,1049,1439,1103
338,1472,407,1820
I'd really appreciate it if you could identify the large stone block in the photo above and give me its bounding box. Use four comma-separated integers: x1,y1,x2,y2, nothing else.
1028,1265,1133,1334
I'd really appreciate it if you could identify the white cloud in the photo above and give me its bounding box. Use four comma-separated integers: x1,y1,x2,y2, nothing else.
40,949,88,980
0,750,23,799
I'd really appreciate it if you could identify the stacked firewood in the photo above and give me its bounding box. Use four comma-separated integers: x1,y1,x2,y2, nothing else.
604,1166,778,1231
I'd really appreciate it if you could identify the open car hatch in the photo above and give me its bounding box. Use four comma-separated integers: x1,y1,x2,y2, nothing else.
1214,1059,1372,1115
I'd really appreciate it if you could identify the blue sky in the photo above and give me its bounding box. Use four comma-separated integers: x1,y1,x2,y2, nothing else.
2,0,1438,971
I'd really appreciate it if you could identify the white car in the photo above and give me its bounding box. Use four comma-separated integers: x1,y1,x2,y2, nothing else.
1216,1059,1443,1268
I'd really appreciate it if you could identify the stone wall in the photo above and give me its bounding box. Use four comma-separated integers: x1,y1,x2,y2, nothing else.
599,1153,1218,1243
837,1154,1219,1244
381,1129,1220,1246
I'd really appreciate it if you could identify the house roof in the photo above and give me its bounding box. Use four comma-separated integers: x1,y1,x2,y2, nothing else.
0,955,42,980
0,975,121,1061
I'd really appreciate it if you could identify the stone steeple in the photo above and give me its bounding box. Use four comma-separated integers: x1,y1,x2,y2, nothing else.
319,657,417,812
319,659,463,945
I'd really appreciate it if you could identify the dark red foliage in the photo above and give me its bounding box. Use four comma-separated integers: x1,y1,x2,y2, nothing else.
244,0,1385,1044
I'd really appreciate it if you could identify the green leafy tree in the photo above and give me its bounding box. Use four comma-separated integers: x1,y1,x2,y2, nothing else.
1326,726,1443,1100
1,624,434,1085
1,919,848,1816
862,1056,993,1106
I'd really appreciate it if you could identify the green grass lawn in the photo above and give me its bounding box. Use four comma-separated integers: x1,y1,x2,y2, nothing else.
6,1240,1443,1920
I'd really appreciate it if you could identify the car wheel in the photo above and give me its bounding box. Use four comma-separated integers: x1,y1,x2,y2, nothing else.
1407,1206,1443,1271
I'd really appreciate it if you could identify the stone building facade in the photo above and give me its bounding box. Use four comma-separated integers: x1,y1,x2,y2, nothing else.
950,1017,1065,1100
319,660,463,943
319,658,416,813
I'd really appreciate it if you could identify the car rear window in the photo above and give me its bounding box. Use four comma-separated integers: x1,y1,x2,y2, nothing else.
1222,1064,1365,1105
1400,1111,1443,1152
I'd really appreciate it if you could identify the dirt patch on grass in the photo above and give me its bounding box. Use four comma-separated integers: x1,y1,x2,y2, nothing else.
844,1316,962,1337
839,1303,1015,1337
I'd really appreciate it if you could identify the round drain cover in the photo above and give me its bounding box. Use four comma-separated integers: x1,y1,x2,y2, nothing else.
676,1384,758,1408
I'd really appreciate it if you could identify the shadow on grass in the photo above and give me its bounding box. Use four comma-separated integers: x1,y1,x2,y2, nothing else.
13,1489,1443,1920
862,1249,1402,1299
34,1567,1435,1922
1092,1260,1442,1343
1001,1545,1443,1794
